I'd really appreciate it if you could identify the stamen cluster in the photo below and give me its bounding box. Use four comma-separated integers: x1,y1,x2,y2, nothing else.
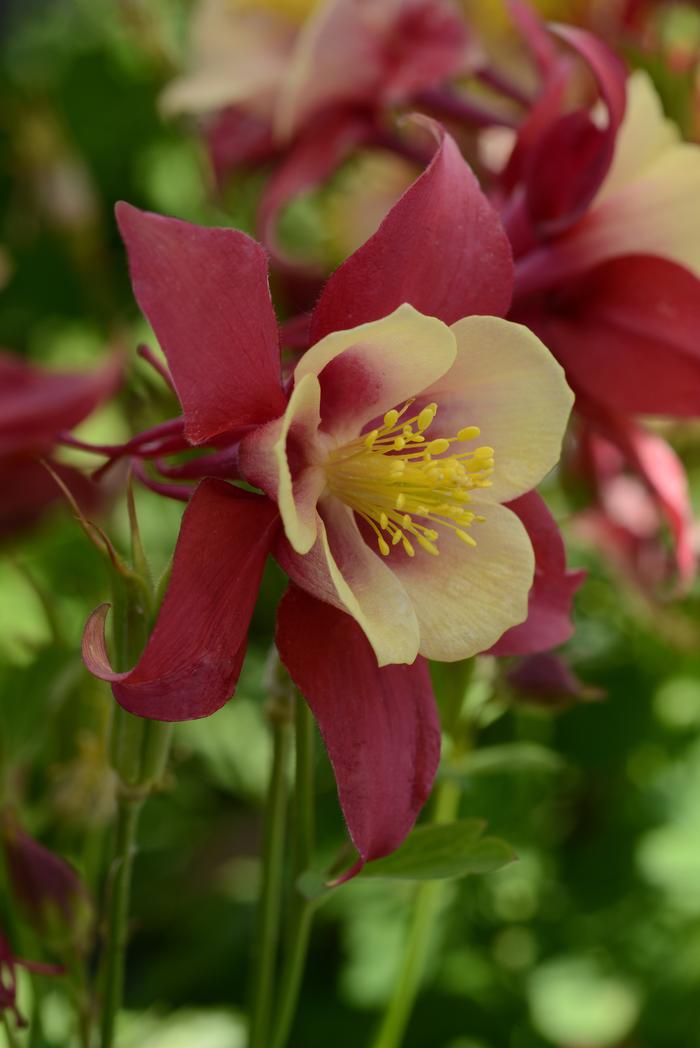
325,402,494,557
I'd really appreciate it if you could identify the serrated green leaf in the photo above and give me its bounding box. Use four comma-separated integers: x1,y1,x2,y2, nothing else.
360,820,515,881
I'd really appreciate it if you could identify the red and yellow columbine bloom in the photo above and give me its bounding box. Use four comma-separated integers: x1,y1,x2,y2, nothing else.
162,0,469,142
161,0,470,253
240,302,572,666
489,17,700,586
84,128,575,869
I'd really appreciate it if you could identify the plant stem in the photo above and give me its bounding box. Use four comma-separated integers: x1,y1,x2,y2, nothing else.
371,779,461,1048
2,1012,22,1048
249,710,292,1048
99,792,144,1048
270,697,316,1048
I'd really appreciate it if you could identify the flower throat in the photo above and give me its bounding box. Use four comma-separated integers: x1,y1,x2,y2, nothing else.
324,401,494,558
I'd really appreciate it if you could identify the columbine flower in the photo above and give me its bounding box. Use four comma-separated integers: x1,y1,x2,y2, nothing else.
84,128,573,867
161,0,470,252
0,349,121,538
487,18,700,584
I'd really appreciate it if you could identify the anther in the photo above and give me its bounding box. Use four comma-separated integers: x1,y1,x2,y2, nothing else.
457,425,481,441
417,404,438,432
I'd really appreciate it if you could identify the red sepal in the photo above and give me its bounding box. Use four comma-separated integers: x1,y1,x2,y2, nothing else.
276,585,441,871
116,203,287,445
83,480,279,720
310,121,513,339
490,492,584,656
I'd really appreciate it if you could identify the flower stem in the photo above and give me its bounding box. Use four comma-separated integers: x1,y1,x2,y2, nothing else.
270,697,316,1048
249,700,292,1048
99,791,144,1048
371,779,461,1048
2,1012,22,1048
372,659,475,1048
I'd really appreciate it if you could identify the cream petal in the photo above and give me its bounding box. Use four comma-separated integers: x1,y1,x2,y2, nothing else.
577,143,700,279
390,500,535,661
294,303,457,443
274,0,392,139
564,71,700,279
160,2,293,118
595,70,680,201
239,372,325,555
419,316,573,503
279,498,421,666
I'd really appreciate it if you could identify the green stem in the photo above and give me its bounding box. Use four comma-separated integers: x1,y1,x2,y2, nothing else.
249,712,292,1048
371,779,462,1048
99,792,144,1048
2,1012,22,1048
270,698,316,1048
370,716,469,1048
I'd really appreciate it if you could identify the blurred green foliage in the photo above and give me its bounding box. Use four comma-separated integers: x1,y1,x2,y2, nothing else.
2,2,700,1046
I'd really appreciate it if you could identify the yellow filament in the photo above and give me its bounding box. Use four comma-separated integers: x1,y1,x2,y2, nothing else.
324,402,493,558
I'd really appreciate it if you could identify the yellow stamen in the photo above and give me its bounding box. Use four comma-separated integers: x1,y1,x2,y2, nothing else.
324,400,493,559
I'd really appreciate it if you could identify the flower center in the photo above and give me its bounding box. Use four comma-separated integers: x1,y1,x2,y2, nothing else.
324,401,494,558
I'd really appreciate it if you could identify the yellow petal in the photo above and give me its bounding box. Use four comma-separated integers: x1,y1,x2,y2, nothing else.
295,303,457,443
160,1,293,118
280,499,421,666
575,70,700,278
390,500,535,661
424,316,573,503
239,372,325,555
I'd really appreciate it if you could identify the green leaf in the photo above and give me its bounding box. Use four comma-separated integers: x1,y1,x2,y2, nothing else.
360,820,515,881
445,742,565,780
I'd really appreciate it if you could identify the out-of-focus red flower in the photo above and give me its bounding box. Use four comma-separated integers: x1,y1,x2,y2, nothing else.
500,21,700,417
0,349,121,538
83,127,578,869
162,0,471,255
507,651,604,708
483,11,699,581
573,413,695,592
1,812,92,952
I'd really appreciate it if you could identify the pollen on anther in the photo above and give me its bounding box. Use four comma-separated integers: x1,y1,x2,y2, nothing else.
458,425,481,442
417,404,437,432
383,409,399,428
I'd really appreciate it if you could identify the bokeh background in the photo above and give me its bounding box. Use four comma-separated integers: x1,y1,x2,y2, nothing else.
2,2,700,1046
